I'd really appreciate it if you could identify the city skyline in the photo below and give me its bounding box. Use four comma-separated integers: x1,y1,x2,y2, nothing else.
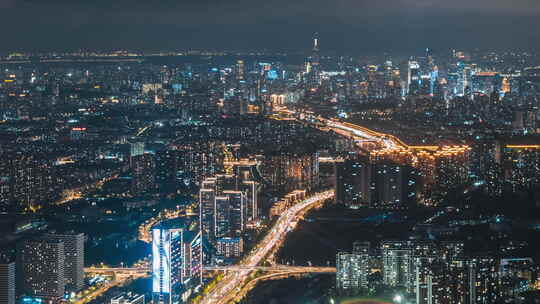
1,2,540,303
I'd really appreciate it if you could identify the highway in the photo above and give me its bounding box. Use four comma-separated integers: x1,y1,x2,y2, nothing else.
205,265,335,272
273,108,404,151
198,190,334,304
85,265,335,274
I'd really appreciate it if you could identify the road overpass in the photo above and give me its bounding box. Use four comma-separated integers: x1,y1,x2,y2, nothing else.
85,265,335,275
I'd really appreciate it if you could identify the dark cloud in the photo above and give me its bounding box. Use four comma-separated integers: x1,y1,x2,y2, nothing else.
0,0,539,52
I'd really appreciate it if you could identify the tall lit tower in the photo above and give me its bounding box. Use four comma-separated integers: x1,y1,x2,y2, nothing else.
307,32,321,89
407,61,421,96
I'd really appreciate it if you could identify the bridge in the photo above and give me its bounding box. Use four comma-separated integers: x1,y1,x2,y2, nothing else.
84,265,336,275
204,265,335,272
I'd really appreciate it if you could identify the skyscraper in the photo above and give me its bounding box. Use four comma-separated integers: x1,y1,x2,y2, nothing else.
199,165,259,247
199,178,217,243
44,233,84,291
408,61,421,95
236,60,245,81
307,32,321,89
152,225,182,304
152,222,205,304
0,262,15,304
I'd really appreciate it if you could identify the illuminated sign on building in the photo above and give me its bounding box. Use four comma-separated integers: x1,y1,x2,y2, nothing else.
152,229,171,294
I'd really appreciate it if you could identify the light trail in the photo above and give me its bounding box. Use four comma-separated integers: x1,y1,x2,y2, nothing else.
198,190,334,304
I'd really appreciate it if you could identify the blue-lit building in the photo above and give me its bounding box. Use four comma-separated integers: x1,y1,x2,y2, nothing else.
407,61,421,95
152,226,179,304
152,221,207,304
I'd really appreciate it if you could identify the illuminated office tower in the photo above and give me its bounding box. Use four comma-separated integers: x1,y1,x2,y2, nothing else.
236,60,245,81
456,62,473,97
463,66,472,97
307,32,321,89
152,223,203,304
429,67,439,96
426,48,434,68
311,32,320,73
367,65,378,99
152,226,181,304
0,262,15,304
408,61,421,95
16,239,65,301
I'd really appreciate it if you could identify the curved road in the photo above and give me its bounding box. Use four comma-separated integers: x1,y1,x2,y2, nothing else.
199,190,335,304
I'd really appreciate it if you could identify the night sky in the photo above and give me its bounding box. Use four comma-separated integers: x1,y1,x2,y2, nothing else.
1,0,539,52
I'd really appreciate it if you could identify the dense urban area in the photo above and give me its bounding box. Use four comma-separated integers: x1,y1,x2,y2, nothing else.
1,34,540,304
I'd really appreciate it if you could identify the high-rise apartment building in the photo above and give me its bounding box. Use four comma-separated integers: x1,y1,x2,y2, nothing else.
334,155,372,207
415,257,501,304
131,153,156,195
44,233,84,291
199,164,260,246
335,156,418,208
336,241,371,294
0,262,15,304
382,242,413,290
16,239,65,301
